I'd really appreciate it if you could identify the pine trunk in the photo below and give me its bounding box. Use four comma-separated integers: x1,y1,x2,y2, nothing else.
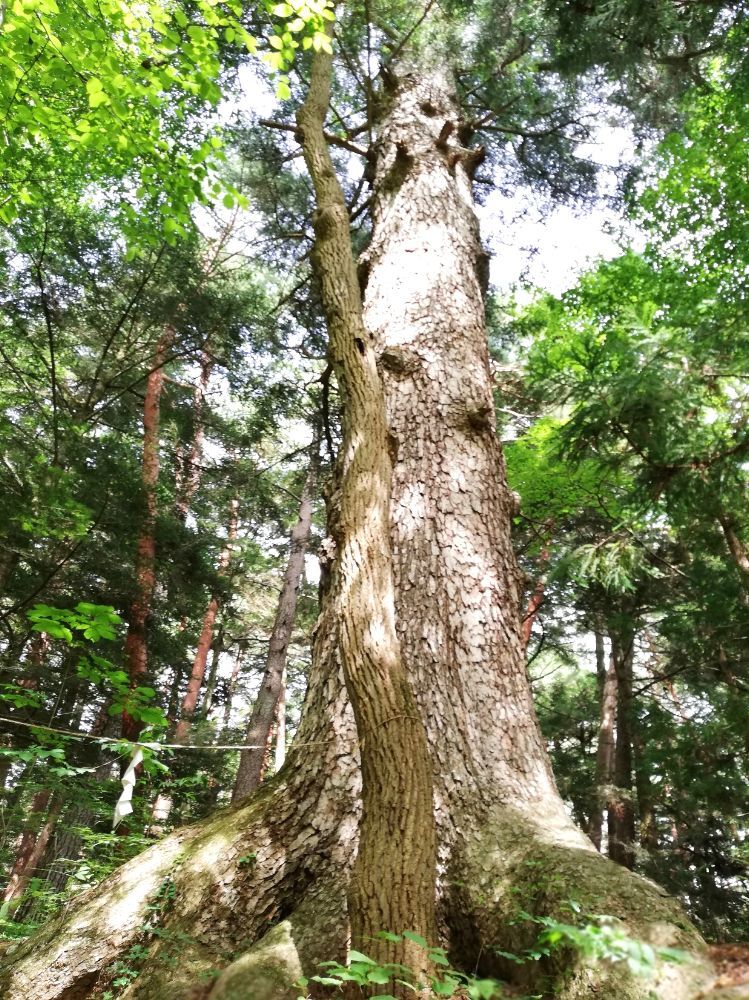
200,627,224,719
717,512,749,593
221,646,243,728
522,543,550,647
175,350,212,523
274,665,287,772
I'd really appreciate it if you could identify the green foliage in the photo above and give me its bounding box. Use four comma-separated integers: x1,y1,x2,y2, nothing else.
25,603,168,733
298,933,509,1000
0,0,334,240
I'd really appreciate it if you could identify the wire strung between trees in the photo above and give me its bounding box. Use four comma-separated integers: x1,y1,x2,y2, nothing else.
0,712,420,752
0,715,335,752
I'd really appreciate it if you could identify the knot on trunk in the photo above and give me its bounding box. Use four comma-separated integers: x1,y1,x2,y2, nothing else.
381,142,415,195
462,399,494,434
436,120,455,151
378,345,418,376
462,144,486,179
476,248,491,296
312,205,345,240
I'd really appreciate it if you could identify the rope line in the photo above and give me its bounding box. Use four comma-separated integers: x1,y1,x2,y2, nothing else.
0,715,335,752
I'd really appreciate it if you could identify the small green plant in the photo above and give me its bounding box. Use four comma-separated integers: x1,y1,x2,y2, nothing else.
525,909,689,976
296,931,509,1000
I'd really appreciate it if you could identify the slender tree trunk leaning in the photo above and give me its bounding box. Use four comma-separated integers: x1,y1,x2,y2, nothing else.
634,728,658,853
0,55,714,1000
174,499,238,745
298,42,439,983
0,791,64,919
608,633,637,869
232,464,314,802
122,326,174,744
589,639,618,852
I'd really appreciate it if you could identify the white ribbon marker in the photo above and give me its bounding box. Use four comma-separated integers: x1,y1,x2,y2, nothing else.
113,746,144,830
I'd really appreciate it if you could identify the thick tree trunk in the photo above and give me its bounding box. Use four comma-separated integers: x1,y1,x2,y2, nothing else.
589,638,617,852
233,465,314,802
174,499,238,744
1,791,64,919
608,633,636,869
0,57,713,1000
122,326,174,744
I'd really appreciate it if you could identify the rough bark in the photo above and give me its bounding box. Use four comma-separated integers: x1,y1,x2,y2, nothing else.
0,57,713,1000
588,639,617,852
174,499,238,745
359,65,706,996
122,326,174,744
233,465,314,803
608,633,636,870
297,42,437,981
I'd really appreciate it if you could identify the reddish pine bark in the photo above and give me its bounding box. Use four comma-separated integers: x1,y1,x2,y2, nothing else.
122,326,175,744
199,627,224,718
